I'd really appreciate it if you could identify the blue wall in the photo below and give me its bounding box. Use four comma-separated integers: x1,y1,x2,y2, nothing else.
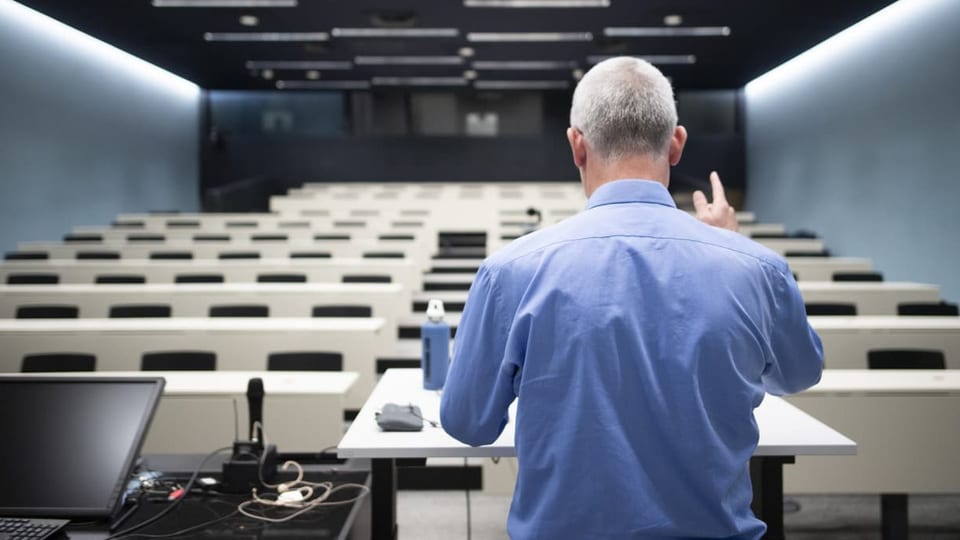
745,0,960,302
0,0,200,254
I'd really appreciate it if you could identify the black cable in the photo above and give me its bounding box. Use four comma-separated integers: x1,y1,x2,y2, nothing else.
105,446,233,540
118,509,240,539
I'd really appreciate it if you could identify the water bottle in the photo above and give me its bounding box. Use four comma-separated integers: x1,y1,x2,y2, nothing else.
422,299,450,390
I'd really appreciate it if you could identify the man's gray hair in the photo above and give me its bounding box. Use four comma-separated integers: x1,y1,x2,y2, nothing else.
569,57,678,162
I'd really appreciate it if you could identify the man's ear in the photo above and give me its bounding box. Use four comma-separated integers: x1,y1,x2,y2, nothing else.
668,125,687,166
567,127,587,169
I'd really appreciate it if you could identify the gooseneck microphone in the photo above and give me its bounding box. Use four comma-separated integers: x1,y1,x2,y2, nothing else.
247,377,264,442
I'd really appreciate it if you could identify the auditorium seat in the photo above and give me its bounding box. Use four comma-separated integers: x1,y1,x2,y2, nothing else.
109,304,172,318
21,353,96,372
6,273,59,285
342,275,391,283
76,251,120,260
267,352,343,371
15,305,79,319
833,271,884,282
175,273,224,283
312,305,373,318
867,349,946,370
805,303,857,316
290,251,332,259
96,275,146,284
363,251,405,259
150,251,194,260
209,304,269,317
218,252,260,260
4,251,48,260
141,351,216,371
258,273,307,283
897,301,959,316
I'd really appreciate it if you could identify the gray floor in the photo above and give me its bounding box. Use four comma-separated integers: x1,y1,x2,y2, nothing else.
397,492,960,540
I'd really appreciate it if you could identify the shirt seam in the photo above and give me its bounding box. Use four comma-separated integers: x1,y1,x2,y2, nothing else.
496,232,785,273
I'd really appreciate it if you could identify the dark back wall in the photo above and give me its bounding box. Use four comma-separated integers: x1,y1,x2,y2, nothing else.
202,89,743,210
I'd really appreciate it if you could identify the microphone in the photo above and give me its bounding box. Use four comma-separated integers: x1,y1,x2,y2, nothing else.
247,377,264,442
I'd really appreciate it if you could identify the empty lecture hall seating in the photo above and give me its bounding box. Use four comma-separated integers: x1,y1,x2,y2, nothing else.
1,181,958,515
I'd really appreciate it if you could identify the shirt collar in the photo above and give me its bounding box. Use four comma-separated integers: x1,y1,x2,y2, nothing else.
585,179,677,210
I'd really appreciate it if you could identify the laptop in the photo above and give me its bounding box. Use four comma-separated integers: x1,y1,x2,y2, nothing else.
0,376,164,522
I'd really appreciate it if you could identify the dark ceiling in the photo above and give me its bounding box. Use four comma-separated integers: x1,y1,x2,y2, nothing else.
20,0,896,92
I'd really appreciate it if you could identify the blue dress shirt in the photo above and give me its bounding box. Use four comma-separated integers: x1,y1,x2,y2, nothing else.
440,179,823,540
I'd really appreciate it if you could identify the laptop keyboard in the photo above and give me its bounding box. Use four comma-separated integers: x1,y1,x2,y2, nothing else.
0,518,69,540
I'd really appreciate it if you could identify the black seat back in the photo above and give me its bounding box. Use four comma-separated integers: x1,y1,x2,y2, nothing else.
267,352,343,371
867,349,946,370
209,304,269,317
22,353,96,372
805,303,857,316
312,305,373,318
142,351,216,371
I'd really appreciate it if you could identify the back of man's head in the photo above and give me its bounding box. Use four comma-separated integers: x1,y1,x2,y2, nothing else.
569,57,677,163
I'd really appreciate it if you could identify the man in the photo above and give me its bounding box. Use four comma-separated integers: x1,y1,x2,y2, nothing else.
440,57,823,539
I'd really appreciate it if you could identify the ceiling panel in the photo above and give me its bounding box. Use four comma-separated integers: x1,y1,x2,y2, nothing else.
17,0,898,91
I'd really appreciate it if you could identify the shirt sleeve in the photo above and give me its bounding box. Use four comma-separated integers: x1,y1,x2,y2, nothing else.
440,263,518,446
762,262,824,395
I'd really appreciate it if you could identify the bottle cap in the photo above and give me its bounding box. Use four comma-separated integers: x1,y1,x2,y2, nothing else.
426,299,445,322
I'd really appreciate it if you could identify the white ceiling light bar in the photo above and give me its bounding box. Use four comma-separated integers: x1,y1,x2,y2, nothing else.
205,32,328,41
604,26,731,37
464,0,608,7
355,56,464,66
153,0,296,6
467,32,593,42
372,76,469,86
332,28,460,38
473,60,578,70
245,60,352,69
587,54,696,65
475,80,570,90
276,80,371,90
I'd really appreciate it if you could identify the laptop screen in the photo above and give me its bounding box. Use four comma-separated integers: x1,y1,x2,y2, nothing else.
0,376,164,518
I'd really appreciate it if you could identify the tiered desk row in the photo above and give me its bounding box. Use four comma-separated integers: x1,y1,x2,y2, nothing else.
2,181,958,538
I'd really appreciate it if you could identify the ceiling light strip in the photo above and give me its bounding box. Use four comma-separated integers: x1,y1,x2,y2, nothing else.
154,0,296,6
332,28,460,38
372,77,469,86
464,0,608,7
355,56,464,66
205,32,328,41
587,55,697,65
474,80,570,90
472,60,578,70
467,32,592,42
277,80,371,90
603,26,731,37
246,60,352,69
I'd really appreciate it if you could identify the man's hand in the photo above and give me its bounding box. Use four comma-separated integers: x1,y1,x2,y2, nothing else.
693,171,739,232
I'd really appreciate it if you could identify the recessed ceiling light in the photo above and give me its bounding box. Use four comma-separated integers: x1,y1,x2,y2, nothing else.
472,60,577,70
331,28,459,38
587,54,697,65
239,15,259,26
153,0,296,6
572,68,584,80
305,70,320,80
463,69,478,80
467,32,593,42
355,56,464,65
459,47,476,58
261,69,274,79
204,32,329,41
372,76,469,86
663,14,683,26
603,26,731,37
474,80,570,90
244,60,352,69
276,80,371,90
464,0,608,7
